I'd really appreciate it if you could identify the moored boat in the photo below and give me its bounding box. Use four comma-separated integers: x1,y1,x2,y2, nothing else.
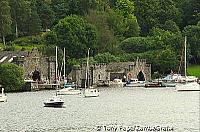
44,96,64,107
125,78,145,87
57,87,81,95
82,48,100,97
145,82,166,88
109,78,124,88
0,88,7,102
176,82,200,91
83,88,100,97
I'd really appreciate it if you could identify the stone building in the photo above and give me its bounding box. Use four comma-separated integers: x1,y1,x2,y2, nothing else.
0,48,55,83
70,58,151,87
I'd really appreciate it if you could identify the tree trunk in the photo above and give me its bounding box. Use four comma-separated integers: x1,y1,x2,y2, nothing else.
2,36,5,46
15,23,18,38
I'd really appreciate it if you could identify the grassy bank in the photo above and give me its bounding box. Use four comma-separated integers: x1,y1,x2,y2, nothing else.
187,65,200,78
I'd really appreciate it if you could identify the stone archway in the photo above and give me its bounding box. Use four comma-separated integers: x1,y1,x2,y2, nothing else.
32,70,41,81
137,71,145,81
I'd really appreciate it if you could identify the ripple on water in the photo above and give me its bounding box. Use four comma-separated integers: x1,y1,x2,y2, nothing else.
0,88,199,131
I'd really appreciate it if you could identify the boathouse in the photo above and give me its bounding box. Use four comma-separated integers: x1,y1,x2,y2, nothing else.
69,58,151,87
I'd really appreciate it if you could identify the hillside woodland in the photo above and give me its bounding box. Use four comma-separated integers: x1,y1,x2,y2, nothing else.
0,0,200,75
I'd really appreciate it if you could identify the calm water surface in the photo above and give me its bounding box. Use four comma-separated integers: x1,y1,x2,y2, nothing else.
0,87,199,132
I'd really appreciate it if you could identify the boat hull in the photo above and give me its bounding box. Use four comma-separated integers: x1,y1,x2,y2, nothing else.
83,89,99,97
57,87,81,95
57,90,81,95
44,102,64,107
0,96,7,102
125,83,145,87
145,82,166,88
176,82,200,91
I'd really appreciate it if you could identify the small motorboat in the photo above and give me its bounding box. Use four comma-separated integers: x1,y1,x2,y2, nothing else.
145,82,166,88
82,88,100,97
44,96,64,107
109,78,124,88
125,78,145,87
57,87,81,95
0,88,7,102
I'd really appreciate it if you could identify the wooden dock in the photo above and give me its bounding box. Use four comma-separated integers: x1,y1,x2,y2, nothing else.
38,84,60,90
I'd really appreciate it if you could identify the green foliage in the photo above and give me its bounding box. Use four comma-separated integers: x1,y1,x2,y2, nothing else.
106,8,126,37
9,0,31,37
116,0,134,17
106,8,140,39
0,63,24,92
86,10,118,54
135,0,182,35
11,35,44,46
124,15,141,37
27,0,42,35
181,0,200,27
183,25,200,63
163,20,180,33
0,0,12,44
94,52,120,63
36,0,55,30
154,49,178,74
120,37,150,53
48,15,98,58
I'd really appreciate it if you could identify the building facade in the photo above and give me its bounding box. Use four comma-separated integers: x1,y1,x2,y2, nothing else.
0,48,56,83
70,58,151,87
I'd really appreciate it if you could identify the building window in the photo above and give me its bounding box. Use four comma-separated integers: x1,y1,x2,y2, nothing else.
98,74,101,80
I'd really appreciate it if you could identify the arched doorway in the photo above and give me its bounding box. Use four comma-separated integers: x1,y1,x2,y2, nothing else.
32,70,41,81
137,71,145,81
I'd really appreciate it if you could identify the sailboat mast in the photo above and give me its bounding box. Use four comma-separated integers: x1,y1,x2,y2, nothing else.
64,47,66,79
55,46,58,83
85,48,90,88
184,36,187,77
87,48,90,88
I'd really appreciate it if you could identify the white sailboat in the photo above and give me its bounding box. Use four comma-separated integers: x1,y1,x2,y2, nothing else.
44,46,64,107
0,88,7,102
57,47,81,95
176,36,200,91
82,48,99,97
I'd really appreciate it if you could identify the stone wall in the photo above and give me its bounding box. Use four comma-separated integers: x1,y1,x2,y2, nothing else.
2,48,56,83
70,59,151,86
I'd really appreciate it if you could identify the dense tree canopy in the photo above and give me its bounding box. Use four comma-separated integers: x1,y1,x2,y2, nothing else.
45,15,98,58
0,63,24,92
0,0,12,44
0,0,200,75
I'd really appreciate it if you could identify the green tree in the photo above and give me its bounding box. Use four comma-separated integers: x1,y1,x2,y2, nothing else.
47,15,98,58
124,15,140,37
26,0,42,35
86,10,117,54
181,0,200,27
106,8,126,38
67,0,97,15
94,52,119,63
120,37,149,53
183,25,200,64
163,20,180,33
0,0,12,45
135,0,182,35
155,49,178,74
0,63,24,92
51,0,69,20
116,0,134,17
9,0,31,37
36,0,55,31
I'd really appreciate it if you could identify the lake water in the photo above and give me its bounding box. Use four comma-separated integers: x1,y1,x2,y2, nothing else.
0,87,199,132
